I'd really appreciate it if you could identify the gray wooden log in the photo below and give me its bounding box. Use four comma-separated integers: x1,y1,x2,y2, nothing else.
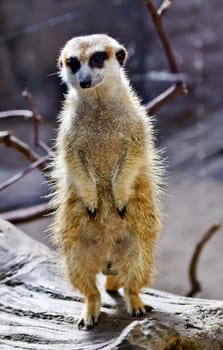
0,219,222,350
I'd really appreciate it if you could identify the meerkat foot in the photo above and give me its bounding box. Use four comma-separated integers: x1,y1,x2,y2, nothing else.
78,295,101,330
105,275,122,293
78,311,99,330
124,289,151,317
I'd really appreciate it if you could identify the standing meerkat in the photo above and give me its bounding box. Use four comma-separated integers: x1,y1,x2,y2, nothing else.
51,34,163,329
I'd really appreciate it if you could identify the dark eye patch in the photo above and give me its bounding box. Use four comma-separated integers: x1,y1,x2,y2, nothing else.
89,51,108,68
66,56,80,73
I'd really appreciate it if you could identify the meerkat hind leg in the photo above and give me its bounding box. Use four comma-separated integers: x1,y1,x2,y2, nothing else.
124,287,153,317
68,269,101,329
78,287,101,329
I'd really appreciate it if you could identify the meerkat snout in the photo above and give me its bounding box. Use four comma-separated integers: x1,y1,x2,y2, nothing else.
78,73,92,89
58,34,128,90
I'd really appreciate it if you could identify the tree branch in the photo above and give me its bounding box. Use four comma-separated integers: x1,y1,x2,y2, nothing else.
0,109,33,119
22,88,51,154
0,155,49,191
144,0,188,114
187,224,221,297
145,83,186,115
0,131,47,170
0,89,52,223
0,203,50,223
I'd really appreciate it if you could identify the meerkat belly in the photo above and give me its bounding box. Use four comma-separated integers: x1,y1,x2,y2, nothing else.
76,221,139,275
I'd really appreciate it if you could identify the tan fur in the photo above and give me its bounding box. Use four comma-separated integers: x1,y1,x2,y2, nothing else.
50,34,163,329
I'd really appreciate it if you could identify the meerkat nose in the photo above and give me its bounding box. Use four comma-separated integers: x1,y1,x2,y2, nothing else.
80,78,92,89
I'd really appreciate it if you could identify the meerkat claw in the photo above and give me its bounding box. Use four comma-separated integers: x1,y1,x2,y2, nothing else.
117,205,126,219
130,305,154,317
86,207,97,220
130,307,146,317
78,315,98,330
78,318,85,329
145,305,154,313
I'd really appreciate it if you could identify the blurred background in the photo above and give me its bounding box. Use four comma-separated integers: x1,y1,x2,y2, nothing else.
0,0,222,299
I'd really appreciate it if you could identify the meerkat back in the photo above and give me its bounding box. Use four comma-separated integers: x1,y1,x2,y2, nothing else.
51,34,163,329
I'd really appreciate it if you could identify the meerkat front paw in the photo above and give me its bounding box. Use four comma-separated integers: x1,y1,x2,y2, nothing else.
112,190,128,219
82,198,97,220
117,205,127,219
86,207,97,219
114,196,128,219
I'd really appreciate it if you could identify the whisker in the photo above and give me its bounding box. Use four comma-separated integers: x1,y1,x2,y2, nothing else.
47,72,60,77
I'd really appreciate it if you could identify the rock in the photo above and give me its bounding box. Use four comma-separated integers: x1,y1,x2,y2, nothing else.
0,219,222,349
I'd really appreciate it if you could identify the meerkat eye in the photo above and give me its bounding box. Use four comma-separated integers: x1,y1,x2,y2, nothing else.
89,51,108,68
116,48,127,66
66,56,81,73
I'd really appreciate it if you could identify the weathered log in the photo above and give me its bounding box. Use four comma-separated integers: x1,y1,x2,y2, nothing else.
0,219,222,350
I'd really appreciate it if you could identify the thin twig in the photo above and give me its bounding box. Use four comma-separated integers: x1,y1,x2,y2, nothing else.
146,83,186,114
22,88,42,147
0,155,49,191
0,90,52,223
0,110,33,119
22,89,50,154
0,202,50,223
0,131,46,170
144,0,178,74
144,0,188,114
187,224,221,297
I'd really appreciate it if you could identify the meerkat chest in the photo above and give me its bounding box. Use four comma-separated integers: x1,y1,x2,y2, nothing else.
76,117,130,173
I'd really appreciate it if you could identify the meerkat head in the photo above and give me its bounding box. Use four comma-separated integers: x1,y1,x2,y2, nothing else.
58,34,128,90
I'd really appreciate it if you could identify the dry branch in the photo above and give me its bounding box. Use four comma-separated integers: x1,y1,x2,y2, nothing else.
146,83,186,115
144,0,188,114
0,203,50,223
187,224,221,297
22,88,42,147
0,90,52,223
0,131,47,170
22,88,51,154
0,109,33,119
0,155,49,191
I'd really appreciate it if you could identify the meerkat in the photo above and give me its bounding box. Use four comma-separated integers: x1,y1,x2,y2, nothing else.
51,34,163,329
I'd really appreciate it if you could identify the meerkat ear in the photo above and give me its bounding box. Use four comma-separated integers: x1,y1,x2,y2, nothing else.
116,47,128,66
